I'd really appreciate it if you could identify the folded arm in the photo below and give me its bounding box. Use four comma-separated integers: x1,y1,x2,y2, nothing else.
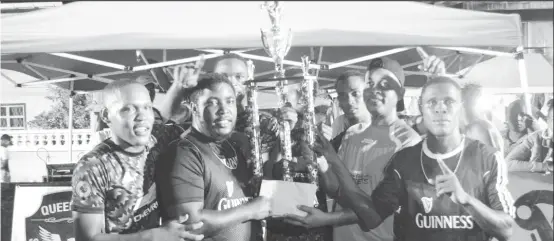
74,212,156,241
504,133,547,172
168,202,255,237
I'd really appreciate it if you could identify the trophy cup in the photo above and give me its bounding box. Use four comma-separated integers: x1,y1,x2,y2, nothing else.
244,60,267,241
261,1,294,182
245,60,262,179
300,55,319,186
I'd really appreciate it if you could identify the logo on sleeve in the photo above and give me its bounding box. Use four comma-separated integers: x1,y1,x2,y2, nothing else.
421,197,433,214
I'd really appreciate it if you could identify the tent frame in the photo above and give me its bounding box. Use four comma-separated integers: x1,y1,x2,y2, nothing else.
1,45,537,165
1,45,532,111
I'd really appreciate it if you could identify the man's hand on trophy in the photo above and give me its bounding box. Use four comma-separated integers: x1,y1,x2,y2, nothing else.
172,54,205,89
247,196,273,220
280,105,298,128
318,122,333,141
308,129,342,171
283,205,329,228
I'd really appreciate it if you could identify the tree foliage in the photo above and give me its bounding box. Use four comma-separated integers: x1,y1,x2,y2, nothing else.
28,86,92,129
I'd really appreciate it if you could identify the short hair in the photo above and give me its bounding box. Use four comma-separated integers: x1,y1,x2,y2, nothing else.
334,70,365,90
102,78,145,108
420,76,462,100
213,53,247,70
506,99,524,128
461,82,483,103
183,73,236,104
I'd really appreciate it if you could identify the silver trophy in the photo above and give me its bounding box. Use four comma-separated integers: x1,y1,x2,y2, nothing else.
300,55,318,186
261,1,294,180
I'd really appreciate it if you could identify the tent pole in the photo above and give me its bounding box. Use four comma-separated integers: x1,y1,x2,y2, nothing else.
22,64,48,80
0,71,18,86
68,81,74,163
49,53,126,70
432,47,514,57
516,47,532,114
328,47,413,70
133,54,222,71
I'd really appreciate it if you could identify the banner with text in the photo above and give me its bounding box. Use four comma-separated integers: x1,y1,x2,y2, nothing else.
11,185,74,241
508,172,553,241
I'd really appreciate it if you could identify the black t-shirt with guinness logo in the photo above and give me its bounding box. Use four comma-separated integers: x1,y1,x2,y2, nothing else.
156,128,259,241
366,139,515,241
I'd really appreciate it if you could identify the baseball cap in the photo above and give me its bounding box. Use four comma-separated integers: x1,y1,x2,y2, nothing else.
1,134,12,141
368,57,406,112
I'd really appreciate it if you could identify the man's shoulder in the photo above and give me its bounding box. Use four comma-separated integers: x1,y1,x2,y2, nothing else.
526,130,544,141
388,142,424,170
464,138,502,167
392,120,422,146
343,122,370,138
74,143,115,175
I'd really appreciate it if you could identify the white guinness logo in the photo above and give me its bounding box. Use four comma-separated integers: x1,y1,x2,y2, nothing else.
421,197,433,214
226,181,234,198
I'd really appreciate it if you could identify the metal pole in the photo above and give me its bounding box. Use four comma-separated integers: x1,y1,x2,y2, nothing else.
516,48,533,114
68,82,74,163
300,56,318,186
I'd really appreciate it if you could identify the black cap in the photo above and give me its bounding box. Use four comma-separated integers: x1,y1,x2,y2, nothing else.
1,134,12,141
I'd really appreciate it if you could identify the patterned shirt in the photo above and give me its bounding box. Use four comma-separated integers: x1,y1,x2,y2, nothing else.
70,124,185,234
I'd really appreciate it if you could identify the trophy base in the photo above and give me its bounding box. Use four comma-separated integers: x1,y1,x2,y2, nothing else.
259,180,318,217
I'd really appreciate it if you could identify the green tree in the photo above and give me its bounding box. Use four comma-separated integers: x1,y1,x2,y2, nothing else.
28,85,92,129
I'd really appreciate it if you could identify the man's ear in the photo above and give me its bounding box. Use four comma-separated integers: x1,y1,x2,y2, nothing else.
100,108,110,125
190,102,199,115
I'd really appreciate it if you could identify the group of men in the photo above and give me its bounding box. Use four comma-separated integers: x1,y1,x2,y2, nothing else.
70,52,517,241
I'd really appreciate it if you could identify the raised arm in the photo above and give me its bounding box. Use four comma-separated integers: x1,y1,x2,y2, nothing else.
157,57,205,122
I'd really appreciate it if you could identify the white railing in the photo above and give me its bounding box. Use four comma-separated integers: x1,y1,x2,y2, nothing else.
0,129,96,181
2,129,94,151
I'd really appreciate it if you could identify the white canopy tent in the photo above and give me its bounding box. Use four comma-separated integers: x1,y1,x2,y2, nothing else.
1,1,528,162
458,52,554,93
1,1,524,90
1,1,525,99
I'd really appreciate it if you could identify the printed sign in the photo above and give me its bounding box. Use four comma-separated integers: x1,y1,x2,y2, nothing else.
508,172,553,241
11,185,74,241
